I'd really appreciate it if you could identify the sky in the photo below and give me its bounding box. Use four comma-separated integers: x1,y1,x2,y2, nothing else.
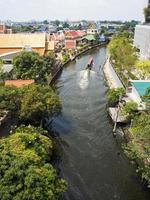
0,0,148,21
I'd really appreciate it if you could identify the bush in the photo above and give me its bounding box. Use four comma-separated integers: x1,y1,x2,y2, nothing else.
121,101,138,119
107,87,125,105
62,53,70,63
124,113,150,188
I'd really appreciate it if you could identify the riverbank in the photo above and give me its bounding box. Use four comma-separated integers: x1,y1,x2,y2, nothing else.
103,56,150,189
54,47,150,200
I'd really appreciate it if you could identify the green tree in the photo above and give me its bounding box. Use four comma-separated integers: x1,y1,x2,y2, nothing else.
0,85,22,116
13,51,56,83
0,125,67,200
63,22,70,29
54,20,60,27
0,84,61,125
20,84,61,125
144,7,150,23
13,51,44,80
136,60,150,79
108,35,137,71
121,101,138,119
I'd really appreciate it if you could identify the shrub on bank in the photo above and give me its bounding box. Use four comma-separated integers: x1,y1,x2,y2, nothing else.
124,113,150,188
0,125,67,199
107,87,125,106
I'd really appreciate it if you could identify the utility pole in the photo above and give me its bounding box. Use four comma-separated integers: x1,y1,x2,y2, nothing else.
113,95,122,136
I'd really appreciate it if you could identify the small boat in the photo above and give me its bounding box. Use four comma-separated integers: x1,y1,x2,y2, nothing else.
70,55,76,61
86,57,94,70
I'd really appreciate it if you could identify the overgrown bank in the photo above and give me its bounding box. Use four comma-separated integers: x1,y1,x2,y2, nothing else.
0,51,67,199
106,32,150,188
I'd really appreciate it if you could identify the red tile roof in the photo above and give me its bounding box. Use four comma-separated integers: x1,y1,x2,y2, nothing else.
5,80,34,88
65,31,79,39
77,30,86,37
65,40,76,49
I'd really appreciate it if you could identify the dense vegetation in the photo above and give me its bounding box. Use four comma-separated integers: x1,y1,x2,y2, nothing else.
135,60,150,79
13,51,56,84
108,33,150,187
0,125,67,199
124,113,150,187
0,48,68,199
108,34,137,85
0,84,61,125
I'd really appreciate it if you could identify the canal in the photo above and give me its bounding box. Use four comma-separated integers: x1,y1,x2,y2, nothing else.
54,47,150,200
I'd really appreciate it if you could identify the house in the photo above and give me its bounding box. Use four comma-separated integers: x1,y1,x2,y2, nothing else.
5,80,35,88
65,40,76,50
0,23,12,34
48,32,65,51
65,31,79,40
0,33,47,56
82,34,96,45
65,30,86,40
126,80,150,109
64,30,86,49
0,51,22,73
0,24,7,34
87,29,99,35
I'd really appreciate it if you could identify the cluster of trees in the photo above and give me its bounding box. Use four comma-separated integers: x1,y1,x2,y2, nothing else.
12,51,57,84
108,33,137,85
0,84,61,126
108,31,150,188
0,125,67,199
0,48,68,198
108,32,150,82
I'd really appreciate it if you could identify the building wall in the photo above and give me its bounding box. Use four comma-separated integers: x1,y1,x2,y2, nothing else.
0,47,45,56
134,25,150,60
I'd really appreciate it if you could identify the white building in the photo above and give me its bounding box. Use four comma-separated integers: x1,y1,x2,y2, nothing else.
134,25,150,60
87,29,99,35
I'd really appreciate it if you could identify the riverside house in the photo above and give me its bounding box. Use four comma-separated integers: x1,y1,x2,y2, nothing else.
65,30,86,49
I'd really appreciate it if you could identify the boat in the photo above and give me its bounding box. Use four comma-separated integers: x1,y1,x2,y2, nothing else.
86,57,94,70
70,55,76,61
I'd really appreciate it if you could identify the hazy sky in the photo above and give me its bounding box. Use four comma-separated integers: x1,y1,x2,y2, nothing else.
0,0,148,21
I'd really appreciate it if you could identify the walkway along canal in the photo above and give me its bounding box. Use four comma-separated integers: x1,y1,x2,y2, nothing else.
53,47,150,200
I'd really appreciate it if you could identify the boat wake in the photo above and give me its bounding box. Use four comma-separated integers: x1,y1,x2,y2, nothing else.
77,70,96,90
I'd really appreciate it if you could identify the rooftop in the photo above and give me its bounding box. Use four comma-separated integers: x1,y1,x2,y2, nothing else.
0,33,46,48
5,80,35,88
131,80,150,96
83,34,96,41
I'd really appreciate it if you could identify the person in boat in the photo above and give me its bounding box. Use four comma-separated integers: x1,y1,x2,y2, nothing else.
86,57,94,70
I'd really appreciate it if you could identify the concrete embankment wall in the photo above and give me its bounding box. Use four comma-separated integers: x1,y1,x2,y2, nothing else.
103,58,124,89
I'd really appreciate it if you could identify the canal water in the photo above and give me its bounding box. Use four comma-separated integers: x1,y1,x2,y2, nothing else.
54,48,150,200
